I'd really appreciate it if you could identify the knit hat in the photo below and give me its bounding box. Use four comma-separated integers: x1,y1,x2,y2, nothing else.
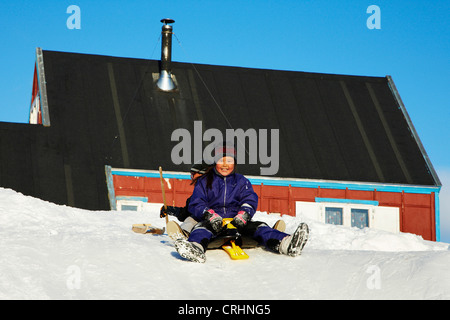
213,141,237,164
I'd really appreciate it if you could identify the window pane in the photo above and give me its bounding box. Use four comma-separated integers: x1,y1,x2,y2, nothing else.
351,208,369,229
325,207,343,225
122,205,138,211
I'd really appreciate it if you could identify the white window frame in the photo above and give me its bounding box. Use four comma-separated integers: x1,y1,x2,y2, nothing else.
116,197,165,213
116,199,144,212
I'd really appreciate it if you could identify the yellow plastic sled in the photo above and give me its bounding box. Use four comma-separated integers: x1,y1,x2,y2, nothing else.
221,219,249,260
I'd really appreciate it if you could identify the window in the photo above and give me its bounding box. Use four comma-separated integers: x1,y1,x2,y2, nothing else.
115,196,163,213
351,208,369,229
121,204,139,211
295,199,399,233
116,197,148,212
325,207,343,225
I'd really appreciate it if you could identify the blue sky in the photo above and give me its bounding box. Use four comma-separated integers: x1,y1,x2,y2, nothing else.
0,0,449,241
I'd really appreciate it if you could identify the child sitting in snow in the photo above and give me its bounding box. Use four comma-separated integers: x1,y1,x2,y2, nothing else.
161,161,286,238
174,144,309,263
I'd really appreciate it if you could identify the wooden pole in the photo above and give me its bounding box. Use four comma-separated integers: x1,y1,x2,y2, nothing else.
159,166,169,224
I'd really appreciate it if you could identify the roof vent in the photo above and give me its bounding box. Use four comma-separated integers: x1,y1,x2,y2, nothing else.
156,18,177,91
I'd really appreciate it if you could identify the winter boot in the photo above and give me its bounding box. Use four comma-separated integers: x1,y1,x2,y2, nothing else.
272,219,286,232
279,223,309,257
174,239,206,263
167,221,189,240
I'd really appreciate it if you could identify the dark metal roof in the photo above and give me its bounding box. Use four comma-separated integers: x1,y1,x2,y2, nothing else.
0,50,440,210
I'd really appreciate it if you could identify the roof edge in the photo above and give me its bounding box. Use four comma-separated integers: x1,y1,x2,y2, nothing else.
40,49,387,82
35,48,51,126
386,75,441,187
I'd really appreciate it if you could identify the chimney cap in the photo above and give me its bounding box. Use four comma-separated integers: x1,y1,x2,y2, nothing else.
160,18,175,25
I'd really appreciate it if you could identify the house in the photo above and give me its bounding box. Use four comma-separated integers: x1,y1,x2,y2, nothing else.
0,21,441,240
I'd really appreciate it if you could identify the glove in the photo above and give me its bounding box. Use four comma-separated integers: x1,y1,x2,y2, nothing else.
231,211,251,230
203,209,223,234
160,205,180,218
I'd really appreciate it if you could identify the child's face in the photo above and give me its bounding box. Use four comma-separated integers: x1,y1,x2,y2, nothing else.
215,156,235,177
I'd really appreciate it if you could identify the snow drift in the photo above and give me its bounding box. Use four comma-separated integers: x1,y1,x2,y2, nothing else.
0,187,448,300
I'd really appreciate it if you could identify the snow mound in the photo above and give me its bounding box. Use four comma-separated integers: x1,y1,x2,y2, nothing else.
0,187,449,300
253,212,448,252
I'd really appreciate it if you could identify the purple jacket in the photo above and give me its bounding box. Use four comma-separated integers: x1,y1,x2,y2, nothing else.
188,170,259,220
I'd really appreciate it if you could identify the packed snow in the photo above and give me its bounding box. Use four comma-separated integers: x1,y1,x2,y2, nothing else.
0,187,449,300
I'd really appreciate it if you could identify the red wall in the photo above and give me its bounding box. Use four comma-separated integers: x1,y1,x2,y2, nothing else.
112,175,436,241
30,65,42,125
113,175,193,207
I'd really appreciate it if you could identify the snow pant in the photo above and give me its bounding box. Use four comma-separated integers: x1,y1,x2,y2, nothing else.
188,220,288,252
180,216,198,234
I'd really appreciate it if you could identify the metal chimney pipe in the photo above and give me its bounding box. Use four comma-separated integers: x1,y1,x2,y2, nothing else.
156,18,176,91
